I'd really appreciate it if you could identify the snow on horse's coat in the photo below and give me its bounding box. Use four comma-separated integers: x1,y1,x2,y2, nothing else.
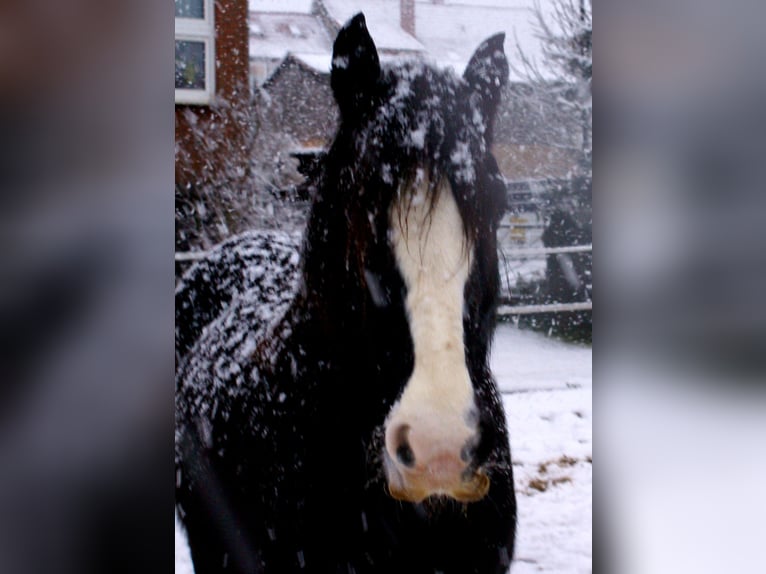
176,13,516,574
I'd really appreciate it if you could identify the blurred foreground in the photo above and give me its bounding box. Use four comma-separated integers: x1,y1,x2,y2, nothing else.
600,2,766,571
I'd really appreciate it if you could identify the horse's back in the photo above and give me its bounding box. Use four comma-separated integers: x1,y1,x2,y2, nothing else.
175,229,302,434
175,230,304,574
175,230,301,364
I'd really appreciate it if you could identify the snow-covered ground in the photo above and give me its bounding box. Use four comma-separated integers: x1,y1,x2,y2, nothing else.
494,324,592,574
175,512,194,574
175,323,592,573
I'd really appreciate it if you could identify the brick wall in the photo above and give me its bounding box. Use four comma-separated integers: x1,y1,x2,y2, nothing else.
175,0,250,188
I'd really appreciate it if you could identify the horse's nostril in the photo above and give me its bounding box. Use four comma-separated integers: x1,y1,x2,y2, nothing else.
393,424,416,468
465,406,479,427
396,442,416,467
460,438,478,463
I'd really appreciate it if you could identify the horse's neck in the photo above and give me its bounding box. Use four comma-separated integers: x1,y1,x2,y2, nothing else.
299,191,366,313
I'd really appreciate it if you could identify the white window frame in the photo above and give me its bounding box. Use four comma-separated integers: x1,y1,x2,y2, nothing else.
175,0,216,105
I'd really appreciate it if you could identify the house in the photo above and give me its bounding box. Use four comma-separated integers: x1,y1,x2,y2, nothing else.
247,0,427,154
260,54,337,150
248,0,335,89
420,0,581,179
175,0,251,188
412,0,582,181
174,0,582,216
246,1,337,157
247,0,582,184
317,0,426,58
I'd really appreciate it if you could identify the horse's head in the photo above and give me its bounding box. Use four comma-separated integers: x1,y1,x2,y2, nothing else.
316,14,508,504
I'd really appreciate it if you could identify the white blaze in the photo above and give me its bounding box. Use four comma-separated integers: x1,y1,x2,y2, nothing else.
386,178,476,465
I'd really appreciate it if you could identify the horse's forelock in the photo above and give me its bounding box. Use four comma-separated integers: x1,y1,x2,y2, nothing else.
361,67,491,230
318,59,502,285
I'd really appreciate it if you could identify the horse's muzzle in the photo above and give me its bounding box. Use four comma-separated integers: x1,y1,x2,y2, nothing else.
383,450,491,503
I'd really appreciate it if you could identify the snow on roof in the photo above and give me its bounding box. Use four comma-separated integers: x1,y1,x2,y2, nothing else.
415,1,549,79
248,1,556,79
321,0,426,53
294,51,413,74
318,1,553,77
248,0,314,14
417,0,528,7
249,13,333,61
261,53,330,86
292,52,333,73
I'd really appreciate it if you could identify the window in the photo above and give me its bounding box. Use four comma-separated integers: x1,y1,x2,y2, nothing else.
175,0,215,104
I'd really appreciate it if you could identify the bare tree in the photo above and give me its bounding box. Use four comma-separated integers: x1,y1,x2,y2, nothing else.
514,0,592,178
175,87,308,253
506,0,592,340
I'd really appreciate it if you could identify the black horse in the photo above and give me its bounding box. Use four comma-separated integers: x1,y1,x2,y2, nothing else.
176,13,516,574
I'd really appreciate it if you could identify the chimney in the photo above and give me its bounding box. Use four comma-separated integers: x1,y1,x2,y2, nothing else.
400,0,415,37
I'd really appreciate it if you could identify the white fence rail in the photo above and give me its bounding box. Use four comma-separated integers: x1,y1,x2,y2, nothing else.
176,244,593,316
175,251,211,262
498,301,592,316
500,243,592,315
501,244,592,258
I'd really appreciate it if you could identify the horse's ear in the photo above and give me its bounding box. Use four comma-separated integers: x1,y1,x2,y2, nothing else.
331,13,382,121
463,33,508,123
